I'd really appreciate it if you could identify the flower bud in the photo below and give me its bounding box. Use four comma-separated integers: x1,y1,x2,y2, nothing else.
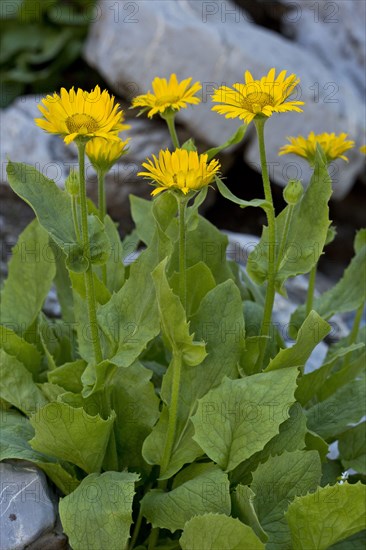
65,168,79,196
283,179,303,205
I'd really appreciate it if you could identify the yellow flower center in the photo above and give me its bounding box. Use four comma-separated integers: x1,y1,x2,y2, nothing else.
66,113,99,134
155,95,181,106
241,91,273,114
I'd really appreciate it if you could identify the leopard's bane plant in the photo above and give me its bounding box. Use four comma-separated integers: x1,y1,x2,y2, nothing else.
1,73,365,550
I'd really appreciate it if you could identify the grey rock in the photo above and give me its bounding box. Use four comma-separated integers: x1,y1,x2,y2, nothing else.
84,0,365,198
0,462,56,550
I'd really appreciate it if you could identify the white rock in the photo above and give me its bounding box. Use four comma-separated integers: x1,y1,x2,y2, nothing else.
0,462,56,550
84,0,365,198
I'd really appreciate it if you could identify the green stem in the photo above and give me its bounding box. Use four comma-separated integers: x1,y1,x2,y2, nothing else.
306,264,317,316
348,302,364,345
148,527,160,550
129,508,143,550
254,119,277,340
178,197,188,310
71,196,81,243
97,169,107,285
164,113,180,148
77,140,103,364
97,169,107,221
160,353,182,476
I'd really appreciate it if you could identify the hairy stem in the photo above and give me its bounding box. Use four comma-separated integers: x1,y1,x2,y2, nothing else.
254,119,277,366
165,113,180,149
77,140,103,364
97,169,107,285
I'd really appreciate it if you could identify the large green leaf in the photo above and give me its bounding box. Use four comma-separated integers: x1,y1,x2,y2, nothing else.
306,374,366,440
29,402,116,473
231,403,309,486
152,259,207,366
97,242,161,367
59,471,139,550
265,310,330,371
290,240,366,335
338,423,366,474
0,349,48,414
141,464,231,532
169,261,216,318
72,360,160,475
0,218,56,331
101,215,125,292
317,352,366,402
180,513,265,550
252,450,322,549
47,359,86,394
247,148,331,291
0,410,79,495
285,483,366,550
6,161,85,270
191,369,298,472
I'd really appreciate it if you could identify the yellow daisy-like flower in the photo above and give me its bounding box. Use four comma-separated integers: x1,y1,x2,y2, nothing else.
86,136,130,173
138,149,220,196
360,145,366,155
131,74,202,118
35,86,128,145
279,132,355,164
211,68,304,124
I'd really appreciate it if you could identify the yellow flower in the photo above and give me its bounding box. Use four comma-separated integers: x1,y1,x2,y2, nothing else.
211,68,304,124
279,132,355,164
138,149,220,196
35,86,127,145
360,145,366,155
86,136,130,173
131,74,202,118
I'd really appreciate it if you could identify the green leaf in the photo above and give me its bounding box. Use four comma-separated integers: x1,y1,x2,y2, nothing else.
101,215,125,292
180,513,265,550
248,148,331,290
285,483,366,550
97,243,161,368
317,352,366,402
295,345,364,406
205,124,248,160
50,241,74,323
181,137,197,152
231,404,308,486
0,325,41,376
354,228,366,254
152,259,207,366
215,176,270,211
306,375,366,439
59,471,139,550
170,261,216,318
252,450,322,549
329,530,366,549
265,311,331,371
141,465,231,532
29,402,116,473
0,349,48,415
290,240,366,335
87,214,111,265
231,485,268,543
191,369,299,471
0,410,79,495
6,161,85,270
76,360,160,475
338,423,366,474
47,359,86,394
0,218,56,331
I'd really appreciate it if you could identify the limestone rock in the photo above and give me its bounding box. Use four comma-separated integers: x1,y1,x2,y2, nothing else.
84,0,365,198
0,462,56,550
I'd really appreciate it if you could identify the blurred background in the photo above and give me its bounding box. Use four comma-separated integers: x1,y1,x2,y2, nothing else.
1,0,365,283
